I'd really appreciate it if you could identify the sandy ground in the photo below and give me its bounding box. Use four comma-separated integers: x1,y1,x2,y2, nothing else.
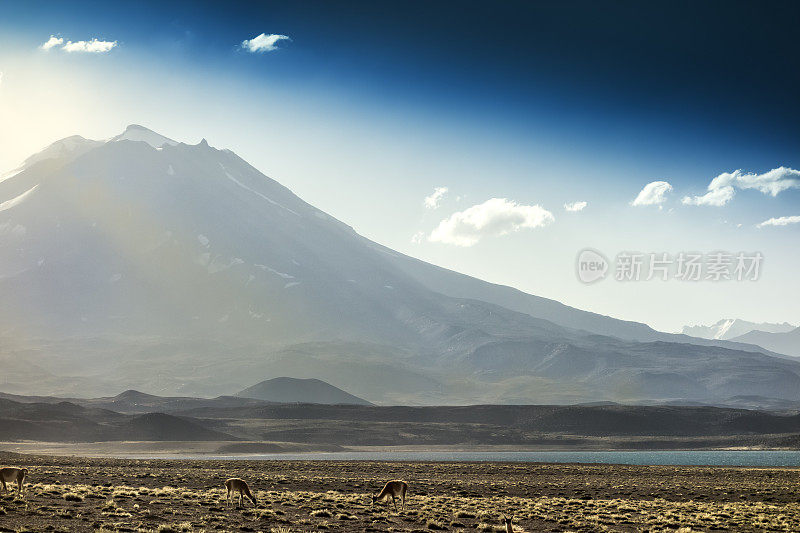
1,451,800,532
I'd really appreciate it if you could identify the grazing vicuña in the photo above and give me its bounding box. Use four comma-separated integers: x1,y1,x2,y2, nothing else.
372,479,408,512
0,467,27,496
225,477,257,508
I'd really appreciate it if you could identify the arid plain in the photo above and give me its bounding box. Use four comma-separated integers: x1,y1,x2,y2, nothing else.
1,452,799,532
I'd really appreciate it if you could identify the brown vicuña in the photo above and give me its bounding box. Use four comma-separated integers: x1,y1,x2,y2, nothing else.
372,480,408,512
0,467,27,496
225,477,257,508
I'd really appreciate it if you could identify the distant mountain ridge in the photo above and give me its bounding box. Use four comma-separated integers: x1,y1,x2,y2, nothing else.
0,389,270,415
731,327,800,358
3,392,800,447
0,397,235,442
1,125,799,407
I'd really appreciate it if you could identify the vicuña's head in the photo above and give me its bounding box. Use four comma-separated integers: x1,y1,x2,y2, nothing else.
502,515,513,531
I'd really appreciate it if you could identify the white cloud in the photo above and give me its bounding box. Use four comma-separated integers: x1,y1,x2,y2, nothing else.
40,35,64,50
731,167,800,196
756,215,800,228
682,185,735,206
241,33,291,53
631,181,673,206
683,167,800,207
424,186,448,209
428,198,554,247
410,231,425,244
41,35,117,53
564,200,587,212
62,39,118,53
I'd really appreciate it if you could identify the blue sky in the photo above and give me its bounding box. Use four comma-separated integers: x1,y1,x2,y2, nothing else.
1,1,798,331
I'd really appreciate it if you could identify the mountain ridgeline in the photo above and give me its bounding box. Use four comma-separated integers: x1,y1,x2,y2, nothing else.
2,391,800,447
1,125,799,406
731,327,800,358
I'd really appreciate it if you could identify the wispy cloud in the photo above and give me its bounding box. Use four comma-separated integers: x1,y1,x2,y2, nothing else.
424,186,448,209
631,181,672,207
40,35,117,53
40,35,64,50
62,39,117,53
429,198,554,247
756,215,800,228
564,200,587,212
241,33,291,53
683,167,800,207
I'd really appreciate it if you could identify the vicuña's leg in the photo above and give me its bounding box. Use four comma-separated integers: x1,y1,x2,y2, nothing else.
0,480,6,494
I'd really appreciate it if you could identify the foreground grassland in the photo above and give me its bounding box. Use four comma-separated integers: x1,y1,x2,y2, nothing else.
0,453,799,532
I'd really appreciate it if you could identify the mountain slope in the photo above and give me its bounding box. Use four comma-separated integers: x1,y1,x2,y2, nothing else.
236,377,372,405
384,250,786,354
382,249,660,342
682,319,796,340
731,327,800,358
1,125,799,405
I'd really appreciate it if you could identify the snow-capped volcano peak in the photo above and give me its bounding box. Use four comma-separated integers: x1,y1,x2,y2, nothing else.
3,125,800,405
3,125,179,177
109,124,178,149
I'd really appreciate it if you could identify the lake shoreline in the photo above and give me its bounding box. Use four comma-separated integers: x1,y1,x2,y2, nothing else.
3,442,800,466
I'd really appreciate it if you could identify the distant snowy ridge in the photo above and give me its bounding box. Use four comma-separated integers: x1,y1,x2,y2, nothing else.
682,318,796,340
